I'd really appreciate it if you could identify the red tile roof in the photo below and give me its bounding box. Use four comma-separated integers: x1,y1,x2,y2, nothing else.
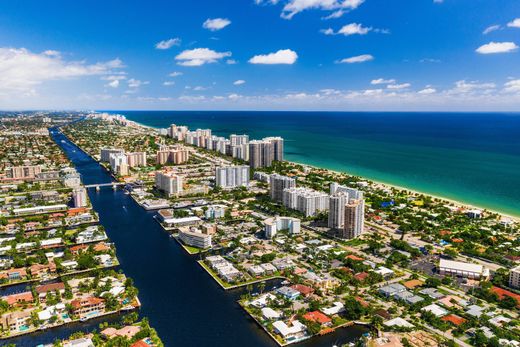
491,286,520,307
441,314,467,326
346,254,364,261
354,272,369,282
291,284,314,296
303,311,332,325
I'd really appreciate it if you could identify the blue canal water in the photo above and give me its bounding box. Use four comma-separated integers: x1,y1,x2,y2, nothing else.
115,111,520,217
6,129,369,346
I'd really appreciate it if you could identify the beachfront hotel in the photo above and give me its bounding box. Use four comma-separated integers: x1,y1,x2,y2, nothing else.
215,165,250,189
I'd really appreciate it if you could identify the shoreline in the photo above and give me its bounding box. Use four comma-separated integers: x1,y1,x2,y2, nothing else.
123,116,520,222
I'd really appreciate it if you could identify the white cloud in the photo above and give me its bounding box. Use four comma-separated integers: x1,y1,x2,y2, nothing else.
503,79,520,93
433,0,443,3
106,80,120,88
249,49,298,65
420,58,441,63
338,54,373,63
203,18,231,31
371,78,395,85
163,81,175,86
175,48,231,66
476,41,518,54
320,28,335,35
338,23,371,36
0,47,124,95
387,83,411,90
193,86,207,91
226,59,238,65
280,0,365,19
507,18,520,28
169,71,183,77
322,10,345,19
233,80,246,85
418,87,436,94
451,80,496,94
155,38,181,50
128,78,149,88
483,25,501,35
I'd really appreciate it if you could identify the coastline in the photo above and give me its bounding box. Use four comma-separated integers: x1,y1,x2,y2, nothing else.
126,117,520,222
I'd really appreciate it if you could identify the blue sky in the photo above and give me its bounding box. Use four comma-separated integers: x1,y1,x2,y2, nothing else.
1,0,520,111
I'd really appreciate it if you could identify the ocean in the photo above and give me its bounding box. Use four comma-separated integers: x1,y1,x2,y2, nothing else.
110,111,520,217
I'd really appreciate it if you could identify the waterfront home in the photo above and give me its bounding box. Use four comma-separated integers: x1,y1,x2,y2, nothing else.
261,307,282,320
0,309,32,332
250,293,277,308
0,267,27,280
63,338,95,347
275,286,300,301
321,302,345,316
71,296,105,318
291,284,314,297
101,325,141,339
36,282,66,302
75,226,107,244
302,311,332,326
272,320,307,342
3,291,34,306
383,317,414,329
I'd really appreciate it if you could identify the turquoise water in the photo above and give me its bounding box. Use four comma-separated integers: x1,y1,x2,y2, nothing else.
111,111,520,217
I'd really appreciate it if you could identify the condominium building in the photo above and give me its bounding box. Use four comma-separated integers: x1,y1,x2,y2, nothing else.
230,134,249,146
269,174,296,202
264,216,301,239
282,187,329,217
178,228,212,249
109,153,128,176
249,140,274,168
72,187,88,208
330,182,364,200
6,165,42,180
155,171,183,197
100,148,124,162
215,166,250,188
328,194,347,230
509,265,520,289
168,124,189,140
125,152,147,167
156,145,190,165
231,144,249,161
264,137,284,161
340,199,365,239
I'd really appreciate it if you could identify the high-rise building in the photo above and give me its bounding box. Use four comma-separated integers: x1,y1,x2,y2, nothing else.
6,165,42,180
168,124,188,141
72,187,88,207
155,171,183,197
215,166,250,189
100,148,124,162
340,199,365,239
330,182,364,200
264,216,301,239
156,145,190,165
510,265,520,289
230,134,249,146
282,187,329,217
125,152,147,167
109,153,128,175
328,193,348,230
249,140,274,168
231,144,249,161
264,137,284,161
269,174,296,202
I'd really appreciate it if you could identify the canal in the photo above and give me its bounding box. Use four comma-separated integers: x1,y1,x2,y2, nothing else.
9,128,368,347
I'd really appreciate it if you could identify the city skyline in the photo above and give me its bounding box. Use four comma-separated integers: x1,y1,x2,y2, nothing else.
1,0,520,111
